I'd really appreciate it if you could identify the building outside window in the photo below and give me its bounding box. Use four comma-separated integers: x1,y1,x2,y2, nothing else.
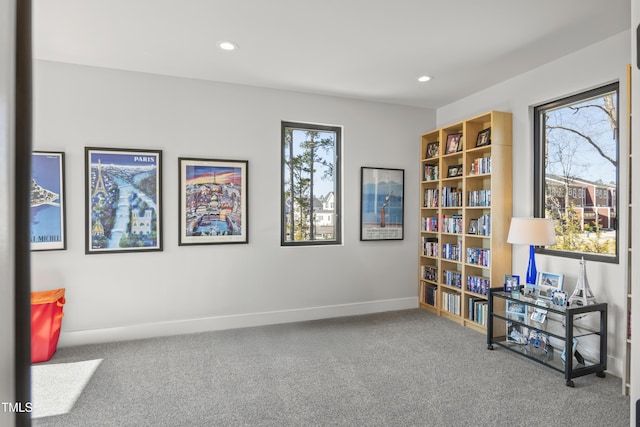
281,122,341,246
534,82,619,262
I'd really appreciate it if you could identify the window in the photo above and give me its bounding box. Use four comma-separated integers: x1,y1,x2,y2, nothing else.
281,122,341,246
534,82,619,263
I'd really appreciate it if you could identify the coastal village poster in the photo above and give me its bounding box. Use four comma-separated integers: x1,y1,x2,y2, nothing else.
31,152,66,250
86,148,162,253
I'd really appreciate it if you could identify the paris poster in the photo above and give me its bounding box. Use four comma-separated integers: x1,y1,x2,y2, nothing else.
31,151,66,251
179,157,248,245
85,147,162,254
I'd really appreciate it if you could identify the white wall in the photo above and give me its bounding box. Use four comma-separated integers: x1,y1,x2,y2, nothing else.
438,30,630,377
32,60,433,345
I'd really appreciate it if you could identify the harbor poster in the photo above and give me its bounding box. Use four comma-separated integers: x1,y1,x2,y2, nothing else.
360,167,404,241
31,152,66,250
179,158,248,245
85,148,162,253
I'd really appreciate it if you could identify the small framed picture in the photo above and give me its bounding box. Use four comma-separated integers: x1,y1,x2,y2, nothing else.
426,141,439,158
445,133,462,154
476,128,491,147
507,322,529,344
467,219,478,235
535,271,564,300
504,274,520,292
530,299,548,323
551,289,567,307
506,300,527,318
447,165,462,178
523,284,540,299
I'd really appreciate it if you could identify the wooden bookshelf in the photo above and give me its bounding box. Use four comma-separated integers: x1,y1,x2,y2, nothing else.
419,111,513,333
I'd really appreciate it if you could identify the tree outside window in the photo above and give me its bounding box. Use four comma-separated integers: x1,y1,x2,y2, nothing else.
281,122,341,246
534,82,619,263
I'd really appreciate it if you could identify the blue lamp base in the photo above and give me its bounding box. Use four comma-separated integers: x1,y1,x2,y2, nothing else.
526,245,537,285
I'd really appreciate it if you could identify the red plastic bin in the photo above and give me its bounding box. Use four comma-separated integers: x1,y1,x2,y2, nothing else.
31,288,65,363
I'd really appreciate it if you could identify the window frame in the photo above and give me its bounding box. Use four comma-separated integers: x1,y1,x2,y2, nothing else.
280,121,342,247
533,82,619,264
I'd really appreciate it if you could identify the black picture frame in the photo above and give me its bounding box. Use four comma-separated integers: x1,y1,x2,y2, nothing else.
31,151,67,251
360,167,404,241
179,157,249,245
445,133,462,154
426,141,439,158
447,164,463,178
85,147,163,254
476,128,491,147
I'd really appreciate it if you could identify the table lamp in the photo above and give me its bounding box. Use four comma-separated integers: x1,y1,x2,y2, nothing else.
507,218,557,285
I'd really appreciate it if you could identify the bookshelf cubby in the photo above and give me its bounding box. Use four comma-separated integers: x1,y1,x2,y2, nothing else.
419,111,513,333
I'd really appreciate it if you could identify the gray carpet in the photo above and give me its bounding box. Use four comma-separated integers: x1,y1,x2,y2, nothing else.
32,309,630,426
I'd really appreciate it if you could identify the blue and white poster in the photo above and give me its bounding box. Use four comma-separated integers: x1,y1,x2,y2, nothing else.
31,152,66,251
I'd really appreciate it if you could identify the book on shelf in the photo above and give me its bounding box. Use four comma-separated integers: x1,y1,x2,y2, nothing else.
467,275,490,295
469,156,491,175
421,216,439,231
425,285,437,306
441,186,462,207
422,237,438,257
443,269,462,288
466,247,491,266
423,188,439,207
442,292,461,315
442,214,463,234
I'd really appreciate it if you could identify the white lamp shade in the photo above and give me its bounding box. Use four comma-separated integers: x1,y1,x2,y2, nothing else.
507,217,557,246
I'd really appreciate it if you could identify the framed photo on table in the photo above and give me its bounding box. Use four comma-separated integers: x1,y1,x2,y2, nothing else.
360,167,404,241
504,274,520,292
31,151,66,251
445,133,462,154
85,147,163,254
179,157,248,245
535,271,564,300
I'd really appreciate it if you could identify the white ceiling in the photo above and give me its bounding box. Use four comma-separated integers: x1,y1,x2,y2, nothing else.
33,0,630,109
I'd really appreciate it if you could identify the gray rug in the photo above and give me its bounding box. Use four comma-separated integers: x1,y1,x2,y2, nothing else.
32,309,630,426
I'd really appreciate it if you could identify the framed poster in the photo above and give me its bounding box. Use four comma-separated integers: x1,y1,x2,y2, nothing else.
85,147,162,254
179,157,248,245
360,167,404,241
31,151,66,251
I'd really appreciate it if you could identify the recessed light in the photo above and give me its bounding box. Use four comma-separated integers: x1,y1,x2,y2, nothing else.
418,75,432,82
217,41,238,52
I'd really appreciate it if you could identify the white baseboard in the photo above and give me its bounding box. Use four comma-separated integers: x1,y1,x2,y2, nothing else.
58,297,418,347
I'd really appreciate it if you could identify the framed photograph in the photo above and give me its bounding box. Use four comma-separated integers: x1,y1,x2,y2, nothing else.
551,289,567,307
506,300,527,318
504,274,520,292
447,165,463,178
535,271,564,300
507,322,529,344
445,133,462,154
360,167,404,241
530,299,548,323
85,147,162,254
523,284,540,299
179,158,248,245
475,128,491,147
467,219,478,235
426,141,439,158
31,152,66,251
